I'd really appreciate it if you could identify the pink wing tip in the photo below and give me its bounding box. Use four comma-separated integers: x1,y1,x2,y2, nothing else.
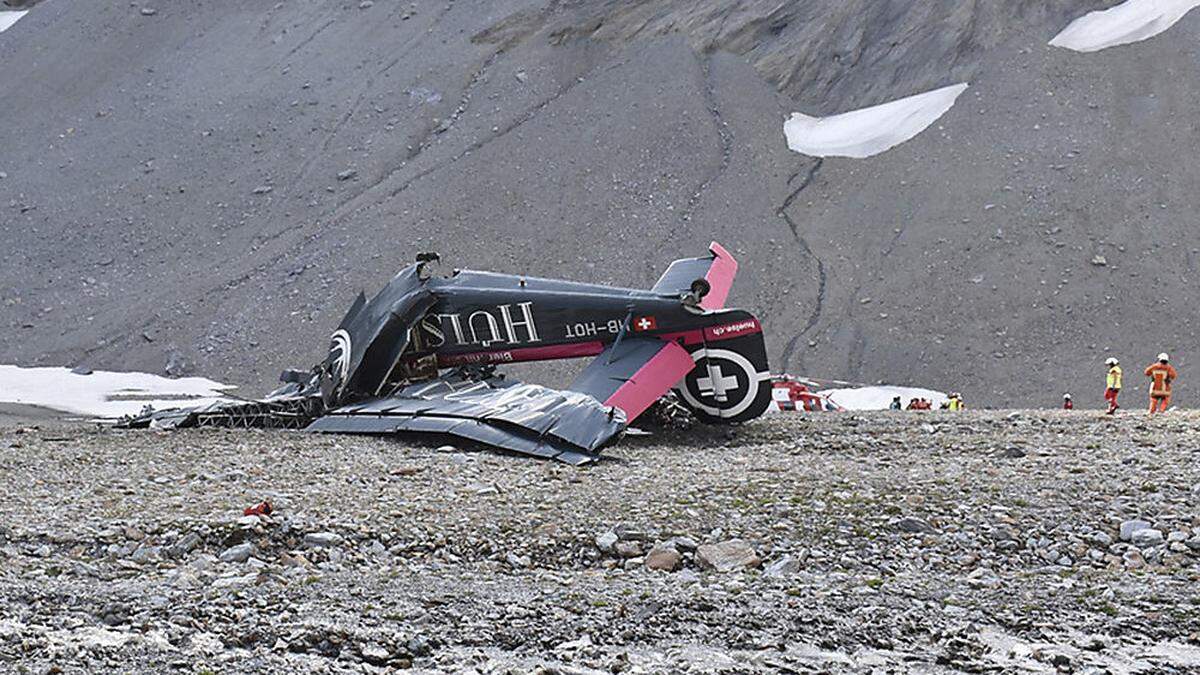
701,242,738,310
709,241,736,264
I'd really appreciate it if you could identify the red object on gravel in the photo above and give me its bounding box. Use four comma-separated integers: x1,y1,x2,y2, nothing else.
243,500,273,517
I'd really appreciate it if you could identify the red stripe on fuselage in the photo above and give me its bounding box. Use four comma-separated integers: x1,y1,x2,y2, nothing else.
654,328,706,346
437,341,605,367
435,316,760,369
656,319,760,347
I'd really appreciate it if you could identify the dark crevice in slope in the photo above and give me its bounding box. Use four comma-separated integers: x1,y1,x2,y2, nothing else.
847,327,867,381
520,1,1108,112
679,53,732,224
337,0,574,218
777,157,825,373
779,158,822,235
881,224,906,257
342,58,603,219
645,51,730,276
385,60,600,198
328,45,508,219
224,60,609,308
284,18,337,61
250,5,459,249
405,46,505,163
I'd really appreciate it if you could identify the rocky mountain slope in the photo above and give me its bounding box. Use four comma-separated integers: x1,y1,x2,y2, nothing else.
2,0,1194,407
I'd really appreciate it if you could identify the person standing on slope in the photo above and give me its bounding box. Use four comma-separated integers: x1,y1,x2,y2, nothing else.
947,393,965,411
1104,358,1122,415
1145,353,1178,415
1063,394,1073,410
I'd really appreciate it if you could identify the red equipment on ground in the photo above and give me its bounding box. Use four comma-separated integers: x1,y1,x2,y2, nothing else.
771,376,833,412
243,501,273,517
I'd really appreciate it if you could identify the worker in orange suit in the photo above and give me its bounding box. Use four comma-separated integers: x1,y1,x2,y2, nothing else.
1144,353,1178,414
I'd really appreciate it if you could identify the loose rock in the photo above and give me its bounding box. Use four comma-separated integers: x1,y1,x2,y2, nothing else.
614,541,642,559
762,555,800,579
219,542,253,563
890,517,938,534
1130,529,1164,547
696,540,760,572
594,532,618,554
1119,520,1151,542
644,545,681,572
303,532,343,548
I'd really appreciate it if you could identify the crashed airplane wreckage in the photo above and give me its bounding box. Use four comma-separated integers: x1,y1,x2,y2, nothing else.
121,243,773,464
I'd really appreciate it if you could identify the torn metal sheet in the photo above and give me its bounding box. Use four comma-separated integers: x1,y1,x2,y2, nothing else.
309,370,620,464
120,242,774,462
326,370,626,448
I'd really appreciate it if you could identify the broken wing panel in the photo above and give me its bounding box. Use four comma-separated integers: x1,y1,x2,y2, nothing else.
306,371,624,463
118,396,324,430
570,337,694,423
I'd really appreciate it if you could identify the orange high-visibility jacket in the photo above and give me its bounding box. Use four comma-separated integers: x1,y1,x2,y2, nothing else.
1144,363,1178,397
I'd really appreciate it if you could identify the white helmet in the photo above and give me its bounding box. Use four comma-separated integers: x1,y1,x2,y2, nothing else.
1105,357,1118,366
1064,393,1072,399
1158,352,1170,362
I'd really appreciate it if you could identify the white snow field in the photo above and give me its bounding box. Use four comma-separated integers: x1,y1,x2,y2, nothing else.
820,385,949,411
784,83,968,159
1050,0,1200,52
0,365,236,418
0,10,28,33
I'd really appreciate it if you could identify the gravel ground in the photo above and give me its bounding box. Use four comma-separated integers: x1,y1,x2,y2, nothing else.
3,410,1200,673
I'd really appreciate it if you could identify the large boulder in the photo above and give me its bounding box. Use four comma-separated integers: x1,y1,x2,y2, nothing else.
645,545,682,572
696,540,760,572
1119,520,1151,542
1130,528,1164,548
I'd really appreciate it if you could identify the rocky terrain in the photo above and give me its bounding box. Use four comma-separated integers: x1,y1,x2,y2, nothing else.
3,0,1196,407
3,410,1200,672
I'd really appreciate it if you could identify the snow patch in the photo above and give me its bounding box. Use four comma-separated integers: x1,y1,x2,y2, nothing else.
0,365,236,419
0,10,28,33
1050,0,1200,52
784,83,968,159
46,626,133,650
1143,641,1200,667
819,385,948,411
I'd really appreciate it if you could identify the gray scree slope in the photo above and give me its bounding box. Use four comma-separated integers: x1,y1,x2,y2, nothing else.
2,0,1194,407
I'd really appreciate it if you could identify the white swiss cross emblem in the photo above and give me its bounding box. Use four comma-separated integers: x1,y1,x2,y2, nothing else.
633,316,657,332
697,363,739,403
676,347,768,420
